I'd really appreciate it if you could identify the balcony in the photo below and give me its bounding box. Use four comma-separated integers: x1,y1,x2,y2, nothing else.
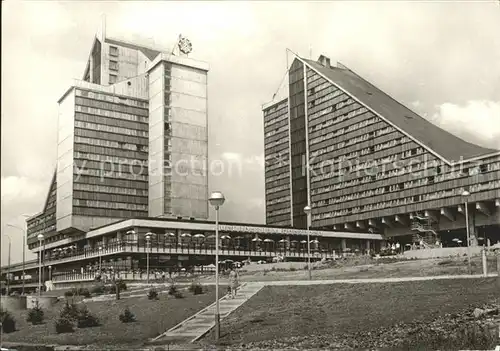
41,241,334,267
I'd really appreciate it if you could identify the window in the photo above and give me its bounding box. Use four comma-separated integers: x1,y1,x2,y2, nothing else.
109,74,117,84
109,60,118,71
109,46,118,57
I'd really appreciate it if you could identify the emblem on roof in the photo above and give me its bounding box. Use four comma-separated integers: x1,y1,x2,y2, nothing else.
178,35,192,55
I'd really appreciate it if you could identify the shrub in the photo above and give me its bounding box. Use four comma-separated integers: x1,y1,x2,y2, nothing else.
189,281,204,295
107,284,116,294
438,259,454,266
119,307,136,323
90,283,106,295
78,287,91,298
148,288,158,300
27,304,44,325
167,284,177,296
64,289,76,297
116,280,127,291
174,291,184,299
0,309,16,333
60,301,79,321
55,317,74,334
289,267,296,272
76,305,99,328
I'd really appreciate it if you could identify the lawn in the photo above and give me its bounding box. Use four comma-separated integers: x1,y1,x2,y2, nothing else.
201,278,500,348
237,255,500,282
2,284,227,348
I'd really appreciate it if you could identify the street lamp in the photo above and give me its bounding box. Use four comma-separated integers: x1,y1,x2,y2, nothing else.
7,224,26,295
209,191,225,342
37,234,44,296
461,190,471,274
304,205,312,280
2,234,12,295
145,233,152,285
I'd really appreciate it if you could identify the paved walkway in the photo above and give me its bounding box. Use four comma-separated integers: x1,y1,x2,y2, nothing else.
147,273,498,346
150,283,264,345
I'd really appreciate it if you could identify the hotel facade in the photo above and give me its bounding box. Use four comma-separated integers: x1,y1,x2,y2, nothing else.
263,54,500,247
1,34,383,293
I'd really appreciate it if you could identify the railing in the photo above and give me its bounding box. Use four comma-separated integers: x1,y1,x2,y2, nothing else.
51,269,215,283
41,242,334,267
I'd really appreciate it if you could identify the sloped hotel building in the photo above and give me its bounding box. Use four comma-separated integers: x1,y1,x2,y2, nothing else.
1,33,384,292
263,54,500,247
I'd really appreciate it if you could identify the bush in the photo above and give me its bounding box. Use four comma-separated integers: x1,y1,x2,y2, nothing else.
167,284,177,296
60,301,79,321
174,291,184,299
55,317,74,334
90,284,106,295
116,280,127,291
189,281,204,295
438,259,454,266
0,309,16,333
76,305,99,328
148,288,158,300
78,287,91,298
107,284,116,294
27,304,44,325
64,289,76,297
289,267,296,272
119,307,136,323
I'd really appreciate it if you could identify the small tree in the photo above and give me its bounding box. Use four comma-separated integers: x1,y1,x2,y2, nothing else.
76,305,99,328
78,287,91,298
0,309,16,333
60,300,79,321
55,317,74,334
168,284,177,296
119,307,136,323
189,281,204,295
148,288,158,300
27,302,44,325
90,283,106,295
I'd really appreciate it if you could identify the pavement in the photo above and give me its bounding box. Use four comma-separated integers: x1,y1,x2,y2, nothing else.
149,282,264,345
148,273,499,347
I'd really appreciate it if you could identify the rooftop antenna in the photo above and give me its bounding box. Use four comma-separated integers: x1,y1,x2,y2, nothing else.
100,14,106,41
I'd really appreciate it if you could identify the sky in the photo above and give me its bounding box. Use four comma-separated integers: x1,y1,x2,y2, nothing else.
1,1,500,265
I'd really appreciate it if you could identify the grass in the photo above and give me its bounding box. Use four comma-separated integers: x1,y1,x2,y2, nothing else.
2,285,226,348
237,255,500,282
201,278,499,347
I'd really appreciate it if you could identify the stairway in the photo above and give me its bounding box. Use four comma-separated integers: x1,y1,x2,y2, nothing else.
151,282,264,345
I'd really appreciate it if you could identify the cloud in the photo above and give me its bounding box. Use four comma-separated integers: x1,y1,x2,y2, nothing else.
431,100,500,149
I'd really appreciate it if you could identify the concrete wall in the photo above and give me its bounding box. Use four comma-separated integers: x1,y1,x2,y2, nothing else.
56,91,75,232
0,296,27,311
169,64,208,219
26,295,58,309
148,63,166,217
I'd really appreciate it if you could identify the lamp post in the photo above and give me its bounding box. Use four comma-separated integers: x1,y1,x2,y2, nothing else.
37,234,44,296
462,190,471,274
304,205,312,280
98,246,103,270
209,191,225,342
2,234,12,295
7,224,26,295
145,233,152,285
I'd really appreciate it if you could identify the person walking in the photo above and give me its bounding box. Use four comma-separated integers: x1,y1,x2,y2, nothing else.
228,267,239,299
